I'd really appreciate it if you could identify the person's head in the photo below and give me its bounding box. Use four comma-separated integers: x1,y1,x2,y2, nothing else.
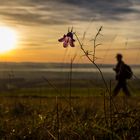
116,53,123,62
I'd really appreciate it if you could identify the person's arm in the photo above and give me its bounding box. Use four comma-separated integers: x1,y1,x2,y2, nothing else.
113,67,117,72
113,64,119,73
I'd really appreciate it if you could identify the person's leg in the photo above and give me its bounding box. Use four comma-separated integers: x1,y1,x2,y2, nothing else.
113,82,121,97
122,81,131,97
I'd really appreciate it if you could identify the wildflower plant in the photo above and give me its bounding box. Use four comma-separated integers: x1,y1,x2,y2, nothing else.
58,26,114,126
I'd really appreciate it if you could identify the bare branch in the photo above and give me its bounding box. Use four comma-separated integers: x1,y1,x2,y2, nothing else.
95,43,102,47
82,31,86,41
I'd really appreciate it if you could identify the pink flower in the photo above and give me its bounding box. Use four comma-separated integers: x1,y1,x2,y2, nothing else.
58,31,75,48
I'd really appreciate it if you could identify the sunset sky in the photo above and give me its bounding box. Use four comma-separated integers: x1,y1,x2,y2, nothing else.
0,0,140,64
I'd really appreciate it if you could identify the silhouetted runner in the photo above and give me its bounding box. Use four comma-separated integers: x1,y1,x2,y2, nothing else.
113,54,131,97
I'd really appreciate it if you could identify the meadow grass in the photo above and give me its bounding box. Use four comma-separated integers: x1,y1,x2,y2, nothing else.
0,89,140,140
0,86,104,97
0,64,139,139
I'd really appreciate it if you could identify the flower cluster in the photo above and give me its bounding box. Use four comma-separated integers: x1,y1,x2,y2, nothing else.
58,30,75,48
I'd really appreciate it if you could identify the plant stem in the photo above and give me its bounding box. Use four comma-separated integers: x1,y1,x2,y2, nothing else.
74,33,110,93
69,59,73,109
74,32,108,124
56,96,60,140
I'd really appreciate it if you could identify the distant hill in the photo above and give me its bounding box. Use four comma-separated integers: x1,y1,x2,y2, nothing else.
0,62,139,69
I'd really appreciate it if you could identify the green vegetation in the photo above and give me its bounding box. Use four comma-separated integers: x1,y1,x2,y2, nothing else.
0,62,139,139
0,88,140,139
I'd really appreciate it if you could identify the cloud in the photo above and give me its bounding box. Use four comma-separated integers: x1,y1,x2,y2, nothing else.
0,0,140,26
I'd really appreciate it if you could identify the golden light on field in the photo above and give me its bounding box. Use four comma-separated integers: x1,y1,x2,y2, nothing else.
0,26,18,53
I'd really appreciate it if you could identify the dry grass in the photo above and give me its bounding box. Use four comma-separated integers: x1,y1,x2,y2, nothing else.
0,96,140,140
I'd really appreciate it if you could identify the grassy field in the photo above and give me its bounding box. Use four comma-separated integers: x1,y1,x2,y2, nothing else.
0,66,139,140
0,87,140,139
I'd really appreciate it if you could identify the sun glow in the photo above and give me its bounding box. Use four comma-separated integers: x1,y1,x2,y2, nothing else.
0,26,18,53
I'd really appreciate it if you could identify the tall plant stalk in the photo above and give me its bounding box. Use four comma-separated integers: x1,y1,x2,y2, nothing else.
69,59,73,109
56,96,60,140
74,28,109,124
74,26,120,128
69,55,76,110
74,29,110,93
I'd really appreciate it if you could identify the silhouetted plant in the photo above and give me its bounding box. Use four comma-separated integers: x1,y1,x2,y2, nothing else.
58,26,109,123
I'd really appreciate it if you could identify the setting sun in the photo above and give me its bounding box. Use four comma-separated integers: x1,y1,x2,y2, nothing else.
0,26,18,53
